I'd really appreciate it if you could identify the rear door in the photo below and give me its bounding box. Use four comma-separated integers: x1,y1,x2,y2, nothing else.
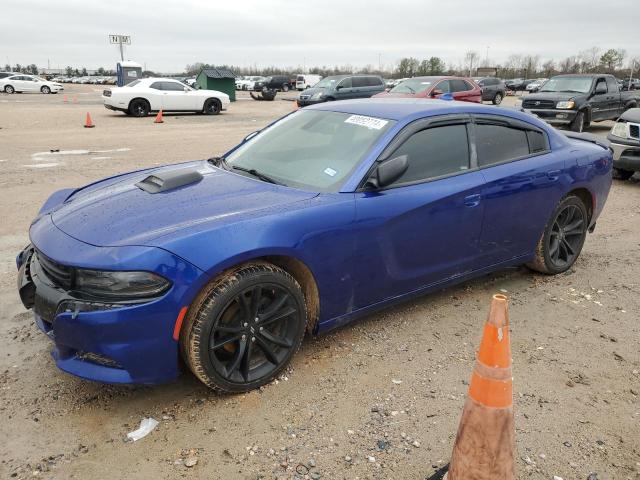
354,116,486,308
473,115,565,264
351,76,370,98
605,76,623,117
451,79,479,102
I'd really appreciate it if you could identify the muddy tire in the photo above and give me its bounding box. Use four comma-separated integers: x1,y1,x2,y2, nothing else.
180,262,307,392
527,195,589,275
570,111,586,132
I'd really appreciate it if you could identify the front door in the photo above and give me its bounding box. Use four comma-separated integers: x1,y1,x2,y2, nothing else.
160,81,195,111
353,119,485,309
590,78,609,121
334,78,355,100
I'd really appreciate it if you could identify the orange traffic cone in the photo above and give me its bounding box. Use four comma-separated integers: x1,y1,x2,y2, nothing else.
154,109,164,123
292,100,299,111
63,94,68,103
84,112,95,128
445,293,515,480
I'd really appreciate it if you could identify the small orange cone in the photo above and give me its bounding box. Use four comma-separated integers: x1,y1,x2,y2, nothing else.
444,293,515,480
292,100,299,111
84,112,95,128
63,94,68,103
154,109,164,123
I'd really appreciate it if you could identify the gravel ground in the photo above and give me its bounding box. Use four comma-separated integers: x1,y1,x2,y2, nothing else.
0,85,638,480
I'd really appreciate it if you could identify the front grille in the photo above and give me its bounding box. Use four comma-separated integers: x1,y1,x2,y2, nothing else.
522,99,556,109
629,123,639,139
36,251,73,289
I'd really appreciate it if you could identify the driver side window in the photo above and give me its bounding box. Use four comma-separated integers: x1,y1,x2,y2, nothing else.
388,124,470,186
434,80,451,93
338,78,352,89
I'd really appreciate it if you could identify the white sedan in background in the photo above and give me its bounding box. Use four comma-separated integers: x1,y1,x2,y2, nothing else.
102,78,230,116
0,74,64,94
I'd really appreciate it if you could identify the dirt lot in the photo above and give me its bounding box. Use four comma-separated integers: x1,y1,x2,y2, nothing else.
0,84,638,480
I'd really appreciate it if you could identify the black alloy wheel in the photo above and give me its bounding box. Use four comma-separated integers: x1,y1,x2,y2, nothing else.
128,99,149,117
181,263,307,392
527,195,588,274
203,98,221,115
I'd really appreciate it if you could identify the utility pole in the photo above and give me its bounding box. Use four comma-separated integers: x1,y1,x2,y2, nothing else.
378,53,382,73
109,35,131,62
485,46,490,66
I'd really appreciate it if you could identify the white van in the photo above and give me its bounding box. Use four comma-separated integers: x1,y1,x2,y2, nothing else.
295,74,322,90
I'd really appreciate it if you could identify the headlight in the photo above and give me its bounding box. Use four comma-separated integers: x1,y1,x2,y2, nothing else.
611,121,627,138
75,269,171,299
310,92,324,100
556,101,575,109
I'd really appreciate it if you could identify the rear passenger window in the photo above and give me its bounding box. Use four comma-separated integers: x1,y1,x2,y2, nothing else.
390,124,470,185
451,79,472,92
150,82,163,90
527,130,548,153
352,77,367,88
476,124,531,166
367,77,383,86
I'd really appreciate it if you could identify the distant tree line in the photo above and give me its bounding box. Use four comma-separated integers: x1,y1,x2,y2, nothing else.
5,47,637,80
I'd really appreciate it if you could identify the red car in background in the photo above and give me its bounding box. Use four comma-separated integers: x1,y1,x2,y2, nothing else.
374,76,482,103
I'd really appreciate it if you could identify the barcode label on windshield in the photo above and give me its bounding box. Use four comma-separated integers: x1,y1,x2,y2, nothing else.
345,115,388,130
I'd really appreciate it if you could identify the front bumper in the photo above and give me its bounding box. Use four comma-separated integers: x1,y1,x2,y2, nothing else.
297,97,325,107
524,108,577,125
608,137,640,171
16,228,206,385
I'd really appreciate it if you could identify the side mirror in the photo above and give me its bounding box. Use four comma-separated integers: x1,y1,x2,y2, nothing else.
243,131,259,142
336,85,343,90
431,89,443,97
367,155,409,189
184,87,190,92
594,84,607,95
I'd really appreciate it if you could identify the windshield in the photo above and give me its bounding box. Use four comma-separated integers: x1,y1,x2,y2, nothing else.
540,76,593,93
390,78,435,94
313,77,341,89
224,110,395,192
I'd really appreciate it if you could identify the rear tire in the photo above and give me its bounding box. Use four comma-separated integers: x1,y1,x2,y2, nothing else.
128,99,150,117
4,85,14,94
203,98,222,115
492,92,503,105
613,168,634,180
570,111,586,132
180,262,308,392
527,195,589,275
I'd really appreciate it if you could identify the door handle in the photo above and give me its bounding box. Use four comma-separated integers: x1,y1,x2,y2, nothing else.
464,194,481,207
547,169,561,181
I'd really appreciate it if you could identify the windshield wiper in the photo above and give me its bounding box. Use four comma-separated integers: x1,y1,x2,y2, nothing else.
231,165,283,185
403,86,415,93
207,156,228,169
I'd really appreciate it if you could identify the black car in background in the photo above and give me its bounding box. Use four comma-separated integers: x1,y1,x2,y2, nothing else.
474,77,506,104
253,75,292,92
523,74,639,132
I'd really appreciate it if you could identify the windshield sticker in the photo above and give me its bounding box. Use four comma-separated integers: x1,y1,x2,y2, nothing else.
345,115,389,130
324,167,337,177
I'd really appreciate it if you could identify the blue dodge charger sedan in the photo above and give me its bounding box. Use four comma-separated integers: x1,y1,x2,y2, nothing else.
16,98,612,391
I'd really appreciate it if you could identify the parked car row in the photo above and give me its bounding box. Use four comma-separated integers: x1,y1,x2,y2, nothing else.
52,76,118,84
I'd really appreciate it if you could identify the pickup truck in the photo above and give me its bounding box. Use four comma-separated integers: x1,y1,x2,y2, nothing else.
522,74,638,132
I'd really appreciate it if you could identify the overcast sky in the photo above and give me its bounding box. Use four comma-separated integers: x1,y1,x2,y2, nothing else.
2,0,639,72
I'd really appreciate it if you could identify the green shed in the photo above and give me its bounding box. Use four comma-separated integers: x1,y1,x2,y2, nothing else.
196,68,237,101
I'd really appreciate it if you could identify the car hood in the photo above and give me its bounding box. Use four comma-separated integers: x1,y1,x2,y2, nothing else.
50,161,317,247
300,87,328,97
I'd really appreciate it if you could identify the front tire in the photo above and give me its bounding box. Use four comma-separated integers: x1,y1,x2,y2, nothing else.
181,263,308,392
4,85,14,94
41,86,51,94
282,84,289,92
570,111,586,132
613,168,634,180
527,195,589,274
492,92,503,105
203,98,222,115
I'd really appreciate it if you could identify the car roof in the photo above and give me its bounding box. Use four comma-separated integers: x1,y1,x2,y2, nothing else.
305,97,544,124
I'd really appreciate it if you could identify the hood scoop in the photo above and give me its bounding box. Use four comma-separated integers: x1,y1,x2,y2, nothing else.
136,168,203,193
